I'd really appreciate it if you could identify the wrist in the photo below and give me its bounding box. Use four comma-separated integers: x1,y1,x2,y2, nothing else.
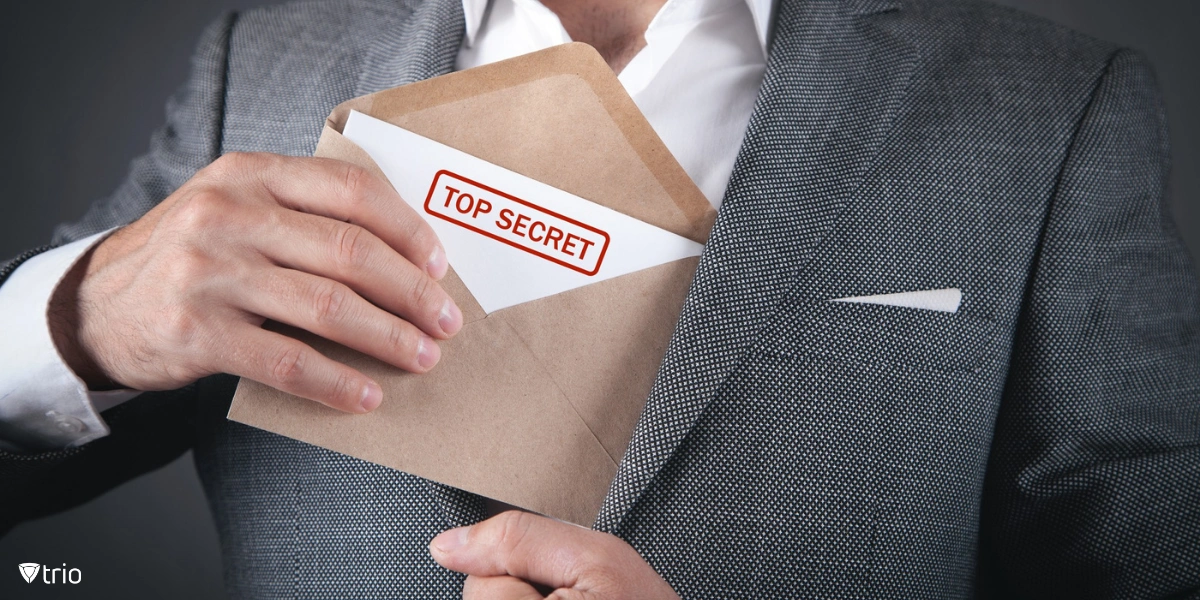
47,247,118,391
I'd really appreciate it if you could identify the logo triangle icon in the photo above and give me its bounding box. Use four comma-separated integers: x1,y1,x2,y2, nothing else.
19,563,40,584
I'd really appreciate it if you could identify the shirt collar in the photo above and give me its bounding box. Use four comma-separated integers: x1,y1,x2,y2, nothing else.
461,0,776,56
461,0,491,47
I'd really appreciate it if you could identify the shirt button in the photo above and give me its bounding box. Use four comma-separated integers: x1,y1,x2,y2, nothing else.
45,410,87,435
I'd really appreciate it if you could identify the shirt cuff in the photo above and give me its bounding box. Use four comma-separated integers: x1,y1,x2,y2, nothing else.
0,230,139,452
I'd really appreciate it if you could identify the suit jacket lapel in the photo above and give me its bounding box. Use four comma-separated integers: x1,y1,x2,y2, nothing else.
354,0,465,97
595,0,917,533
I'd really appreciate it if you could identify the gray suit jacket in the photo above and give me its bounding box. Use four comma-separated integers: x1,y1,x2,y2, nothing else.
2,0,1198,597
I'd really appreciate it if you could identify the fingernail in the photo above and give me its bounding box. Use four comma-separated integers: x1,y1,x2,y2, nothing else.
438,299,463,336
430,526,470,554
426,246,448,280
360,381,383,412
417,336,441,370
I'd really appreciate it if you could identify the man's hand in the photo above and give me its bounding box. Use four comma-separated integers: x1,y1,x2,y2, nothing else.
48,152,463,413
430,511,681,599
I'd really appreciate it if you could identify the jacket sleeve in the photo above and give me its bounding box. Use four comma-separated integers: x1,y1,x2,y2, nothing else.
978,49,1200,599
0,13,236,534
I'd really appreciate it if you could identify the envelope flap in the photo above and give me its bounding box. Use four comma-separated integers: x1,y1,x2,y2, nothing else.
324,43,715,244
497,257,699,463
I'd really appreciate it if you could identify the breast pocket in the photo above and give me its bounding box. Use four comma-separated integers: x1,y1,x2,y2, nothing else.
757,297,1000,374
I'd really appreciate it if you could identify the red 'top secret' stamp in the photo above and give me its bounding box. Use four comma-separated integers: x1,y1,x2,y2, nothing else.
423,170,611,276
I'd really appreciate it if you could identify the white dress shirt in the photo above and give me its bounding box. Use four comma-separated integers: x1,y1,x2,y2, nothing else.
0,0,772,451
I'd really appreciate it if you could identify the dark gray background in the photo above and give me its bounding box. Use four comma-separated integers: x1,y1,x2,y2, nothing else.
1,0,1196,598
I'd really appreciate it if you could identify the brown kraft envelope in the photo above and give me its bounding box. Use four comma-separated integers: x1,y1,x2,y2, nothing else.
228,43,717,526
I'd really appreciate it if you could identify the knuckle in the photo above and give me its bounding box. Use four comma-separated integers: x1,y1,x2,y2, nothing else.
157,304,202,346
311,281,348,326
408,273,441,315
164,251,214,291
491,510,535,554
173,190,231,231
163,359,208,386
385,321,412,355
205,152,281,183
203,153,236,178
331,223,371,270
269,344,307,385
403,213,438,254
329,371,362,408
338,163,371,206
206,152,251,178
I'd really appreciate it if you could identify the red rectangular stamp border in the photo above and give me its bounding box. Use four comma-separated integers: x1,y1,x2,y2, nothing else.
423,169,611,277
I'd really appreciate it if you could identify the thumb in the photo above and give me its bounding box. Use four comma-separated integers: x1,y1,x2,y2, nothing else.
429,510,594,588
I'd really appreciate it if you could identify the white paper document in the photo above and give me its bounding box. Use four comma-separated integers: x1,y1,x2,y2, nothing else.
342,110,705,313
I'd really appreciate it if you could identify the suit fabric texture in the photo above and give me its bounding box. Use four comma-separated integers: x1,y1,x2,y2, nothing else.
2,0,1198,597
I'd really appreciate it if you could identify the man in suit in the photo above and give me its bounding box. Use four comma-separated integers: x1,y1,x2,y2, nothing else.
2,0,1198,597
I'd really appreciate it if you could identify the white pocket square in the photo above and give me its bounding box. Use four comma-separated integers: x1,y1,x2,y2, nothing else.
831,288,962,314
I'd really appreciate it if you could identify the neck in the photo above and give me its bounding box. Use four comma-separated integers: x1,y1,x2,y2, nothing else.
539,0,669,73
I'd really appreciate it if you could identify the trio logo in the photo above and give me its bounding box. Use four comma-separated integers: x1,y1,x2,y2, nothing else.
18,563,39,583
18,562,81,584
